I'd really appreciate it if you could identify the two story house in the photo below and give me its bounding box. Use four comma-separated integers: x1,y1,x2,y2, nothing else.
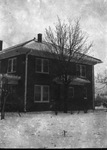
0,34,102,112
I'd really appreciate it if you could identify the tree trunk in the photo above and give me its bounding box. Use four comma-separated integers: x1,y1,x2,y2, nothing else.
1,90,8,120
1,91,5,120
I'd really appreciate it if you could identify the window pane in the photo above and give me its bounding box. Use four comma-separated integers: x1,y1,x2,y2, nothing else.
81,66,86,77
43,86,49,101
34,86,41,101
36,59,42,72
8,59,12,72
13,58,17,72
43,59,49,73
76,64,80,76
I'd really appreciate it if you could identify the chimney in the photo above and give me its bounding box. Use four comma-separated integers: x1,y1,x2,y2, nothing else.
0,40,3,51
38,33,42,42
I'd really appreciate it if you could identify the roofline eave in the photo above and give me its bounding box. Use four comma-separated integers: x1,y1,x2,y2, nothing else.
0,38,102,65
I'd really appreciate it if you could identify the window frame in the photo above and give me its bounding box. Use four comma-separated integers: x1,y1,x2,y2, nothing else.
35,58,49,74
34,85,49,103
81,65,86,77
13,58,17,72
7,57,17,73
76,64,86,78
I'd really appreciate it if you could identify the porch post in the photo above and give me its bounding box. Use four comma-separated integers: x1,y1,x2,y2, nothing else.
92,65,95,110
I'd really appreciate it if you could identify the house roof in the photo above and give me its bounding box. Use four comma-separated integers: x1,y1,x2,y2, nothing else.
0,38,102,65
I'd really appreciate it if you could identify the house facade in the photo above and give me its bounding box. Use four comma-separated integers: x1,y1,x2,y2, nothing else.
0,34,102,112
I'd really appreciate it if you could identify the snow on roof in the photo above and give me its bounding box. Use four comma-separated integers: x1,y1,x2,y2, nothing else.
0,38,102,65
0,74,21,85
53,76,90,85
71,77,90,85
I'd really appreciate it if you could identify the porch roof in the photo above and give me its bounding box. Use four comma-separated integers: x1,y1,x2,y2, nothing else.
0,74,21,85
70,77,90,85
53,76,90,85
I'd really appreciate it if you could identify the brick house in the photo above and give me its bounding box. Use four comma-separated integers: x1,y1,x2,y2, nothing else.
0,34,102,112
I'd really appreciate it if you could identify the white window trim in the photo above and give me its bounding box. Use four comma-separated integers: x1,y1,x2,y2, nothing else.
34,85,49,103
36,58,49,74
7,57,17,73
69,87,74,98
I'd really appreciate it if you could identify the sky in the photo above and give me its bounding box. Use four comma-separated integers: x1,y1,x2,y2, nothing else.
0,0,107,75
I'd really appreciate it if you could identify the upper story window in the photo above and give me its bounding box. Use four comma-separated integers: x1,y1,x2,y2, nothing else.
76,64,86,77
7,58,17,73
36,58,49,73
34,85,49,102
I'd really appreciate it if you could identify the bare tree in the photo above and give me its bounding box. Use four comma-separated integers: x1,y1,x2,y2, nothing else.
96,70,107,85
44,17,93,113
95,70,107,96
95,70,107,106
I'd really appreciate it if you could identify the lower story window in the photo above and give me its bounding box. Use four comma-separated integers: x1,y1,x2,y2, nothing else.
34,85,49,102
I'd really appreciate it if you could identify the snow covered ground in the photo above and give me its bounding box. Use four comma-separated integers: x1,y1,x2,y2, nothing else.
0,108,107,148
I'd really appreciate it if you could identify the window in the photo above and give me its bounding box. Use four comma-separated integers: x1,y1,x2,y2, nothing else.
34,85,49,102
7,58,17,73
76,64,80,77
68,87,74,99
43,86,49,101
36,59,42,72
81,65,86,77
76,64,86,77
8,59,11,73
36,58,49,73
43,59,49,73
13,58,17,72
